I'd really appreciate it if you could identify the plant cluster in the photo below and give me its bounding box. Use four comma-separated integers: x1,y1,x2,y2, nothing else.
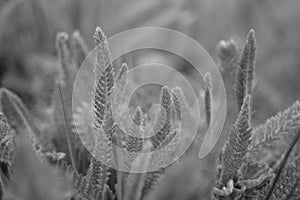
0,26,299,200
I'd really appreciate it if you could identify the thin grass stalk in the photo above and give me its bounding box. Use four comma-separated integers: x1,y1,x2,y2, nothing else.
58,84,76,171
0,172,5,199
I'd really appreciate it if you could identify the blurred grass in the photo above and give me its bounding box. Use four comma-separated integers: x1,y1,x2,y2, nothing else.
1,0,300,127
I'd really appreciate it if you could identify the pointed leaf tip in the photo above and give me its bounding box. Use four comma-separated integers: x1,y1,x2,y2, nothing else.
56,32,68,45
247,29,256,40
204,72,212,90
117,63,128,81
160,86,172,109
94,26,107,44
161,86,171,99
246,29,257,50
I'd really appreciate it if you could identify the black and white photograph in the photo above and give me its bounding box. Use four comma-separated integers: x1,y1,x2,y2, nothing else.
0,0,299,200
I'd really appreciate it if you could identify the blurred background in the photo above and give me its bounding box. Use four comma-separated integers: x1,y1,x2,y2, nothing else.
1,0,300,127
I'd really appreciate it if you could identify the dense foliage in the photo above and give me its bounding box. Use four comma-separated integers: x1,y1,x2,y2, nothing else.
0,23,299,200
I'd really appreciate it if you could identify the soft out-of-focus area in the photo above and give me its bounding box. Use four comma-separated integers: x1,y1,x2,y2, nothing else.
1,0,300,126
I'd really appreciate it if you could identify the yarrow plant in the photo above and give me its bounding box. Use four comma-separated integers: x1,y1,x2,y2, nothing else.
0,26,299,200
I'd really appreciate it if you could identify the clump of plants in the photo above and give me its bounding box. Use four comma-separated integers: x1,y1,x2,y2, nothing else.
0,26,299,200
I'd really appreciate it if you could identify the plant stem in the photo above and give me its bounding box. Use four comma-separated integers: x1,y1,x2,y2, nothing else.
0,171,5,198
58,84,77,170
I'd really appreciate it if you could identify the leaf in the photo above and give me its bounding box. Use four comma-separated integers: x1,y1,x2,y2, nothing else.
150,86,172,150
124,106,145,170
171,87,196,138
146,154,217,200
219,95,252,186
250,100,300,153
93,55,115,128
0,88,35,140
170,87,182,122
141,171,163,199
84,126,112,200
245,29,256,96
93,26,114,85
237,158,274,199
264,128,300,200
204,72,212,128
84,157,109,198
5,136,72,200
113,63,128,109
70,30,89,68
55,32,74,86
235,29,257,111
76,27,116,200
124,142,152,200
239,158,273,188
0,113,15,166
267,155,300,200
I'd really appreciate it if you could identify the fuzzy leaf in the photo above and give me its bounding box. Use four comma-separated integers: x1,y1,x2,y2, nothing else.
235,29,256,111
250,100,300,153
5,137,72,200
55,32,74,85
124,106,145,170
0,113,15,165
171,87,182,122
93,64,115,128
0,88,36,141
219,95,252,186
124,142,152,200
70,30,89,67
150,86,172,150
93,27,115,129
204,72,212,128
141,171,163,199
267,155,300,200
